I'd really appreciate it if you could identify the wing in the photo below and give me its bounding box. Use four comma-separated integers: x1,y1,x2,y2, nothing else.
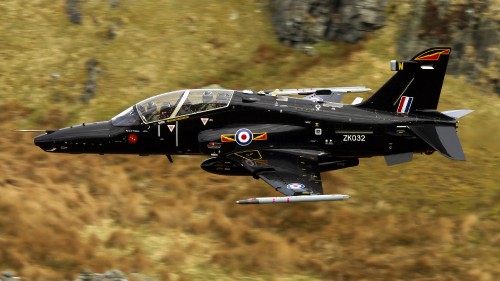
264,86,371,103
266,86,371,95
226,149,324,196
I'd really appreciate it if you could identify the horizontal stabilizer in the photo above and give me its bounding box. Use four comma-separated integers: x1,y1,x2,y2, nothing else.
442,109,474,119
409,125,466,160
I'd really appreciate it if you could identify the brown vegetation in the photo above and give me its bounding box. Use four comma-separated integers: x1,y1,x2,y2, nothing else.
1,127,499,280
0,1,499,280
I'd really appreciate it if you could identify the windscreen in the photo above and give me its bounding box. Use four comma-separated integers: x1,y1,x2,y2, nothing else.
111,106,142,126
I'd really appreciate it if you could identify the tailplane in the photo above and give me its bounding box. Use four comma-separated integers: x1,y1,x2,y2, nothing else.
408,125,466,160
408,109,473,161
356,47,451,113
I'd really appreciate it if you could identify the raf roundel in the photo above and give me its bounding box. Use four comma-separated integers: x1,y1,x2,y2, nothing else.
235,128,253,146
286,183,305,190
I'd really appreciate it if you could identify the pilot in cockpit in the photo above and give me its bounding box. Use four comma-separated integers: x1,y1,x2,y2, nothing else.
203,91,214,103
160,102,173,119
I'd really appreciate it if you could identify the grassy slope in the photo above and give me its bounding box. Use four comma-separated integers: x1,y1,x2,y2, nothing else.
0,0,499,280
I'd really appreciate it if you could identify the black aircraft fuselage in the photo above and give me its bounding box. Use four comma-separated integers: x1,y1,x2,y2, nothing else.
34,92,452,158
30,48,472,203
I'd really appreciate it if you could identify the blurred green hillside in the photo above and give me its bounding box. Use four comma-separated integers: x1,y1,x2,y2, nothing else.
0,0,499,280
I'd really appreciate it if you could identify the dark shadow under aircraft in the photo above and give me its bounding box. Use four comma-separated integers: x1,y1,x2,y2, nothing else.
25,47,473,204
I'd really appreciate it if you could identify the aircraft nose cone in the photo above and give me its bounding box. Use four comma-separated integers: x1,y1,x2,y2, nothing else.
34,132,55,149
34,121,113,153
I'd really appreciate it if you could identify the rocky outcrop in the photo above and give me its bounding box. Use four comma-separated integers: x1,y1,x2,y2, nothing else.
270,0,389,46
396,0,499,94
66,0,82,24
81,58,100,103
65,0,121,25
270,0,499,94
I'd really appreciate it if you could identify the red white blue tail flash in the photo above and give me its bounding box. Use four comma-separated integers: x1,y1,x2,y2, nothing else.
397,96,414,114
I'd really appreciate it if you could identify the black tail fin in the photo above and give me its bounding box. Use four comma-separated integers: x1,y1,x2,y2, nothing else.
356,47,451,113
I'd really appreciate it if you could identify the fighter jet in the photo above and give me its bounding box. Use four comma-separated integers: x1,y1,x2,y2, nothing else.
28,47,473,204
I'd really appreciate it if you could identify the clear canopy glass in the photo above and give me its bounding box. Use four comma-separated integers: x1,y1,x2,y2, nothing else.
111,89,234,126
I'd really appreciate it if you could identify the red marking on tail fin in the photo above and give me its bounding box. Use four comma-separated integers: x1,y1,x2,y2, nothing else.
415,49,450,61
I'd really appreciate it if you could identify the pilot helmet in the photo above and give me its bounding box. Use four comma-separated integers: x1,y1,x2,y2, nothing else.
160,102,173,117
202,91,213,103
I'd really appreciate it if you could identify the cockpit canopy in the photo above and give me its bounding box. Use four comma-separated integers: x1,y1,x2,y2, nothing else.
111,89,234,126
